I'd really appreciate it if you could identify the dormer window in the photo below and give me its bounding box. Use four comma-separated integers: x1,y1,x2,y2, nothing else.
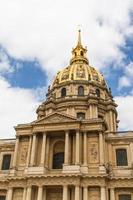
61,88,66,97
78,86,84,96
80,51,83,56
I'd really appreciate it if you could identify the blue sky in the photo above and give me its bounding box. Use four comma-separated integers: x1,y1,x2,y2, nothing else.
0,0,133,138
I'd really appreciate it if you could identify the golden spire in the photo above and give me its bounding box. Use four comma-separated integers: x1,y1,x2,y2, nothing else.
70,29,89,65
77,29,82,46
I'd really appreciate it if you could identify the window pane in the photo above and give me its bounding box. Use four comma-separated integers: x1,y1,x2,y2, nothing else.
53,152,64,169
119,194,131,200
116,149,128,166
78,86,84,96
0,196,6,200
61,88,66,97
77,113,85,120
1,154,11,170
96,89,100,97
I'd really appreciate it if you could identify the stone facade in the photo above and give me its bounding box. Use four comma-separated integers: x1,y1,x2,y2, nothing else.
0,31,133,200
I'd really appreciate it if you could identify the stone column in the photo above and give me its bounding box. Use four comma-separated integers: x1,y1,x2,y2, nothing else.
75,130,80,164
83,186,88,200
45,136,50,168
26,136,32,167
22,188,27,200
130,142,133,164
37,186,43,200
75,185,80,200
99,132,104,165
12,136,19,168
40,132,47,166
63,185,68,200
110,188,115,200
100,187,106,200
30,134,36,166
43,187,46,200
26,186,32,200
6,188,13,200
83,132,88,165
64,131,69,165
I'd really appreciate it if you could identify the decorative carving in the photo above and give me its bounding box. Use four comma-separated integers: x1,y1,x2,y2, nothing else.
13,188,23,200
76,65,85,78
88,187,100,200
61,68,70,81
35,113,76,124
88,141,99,163
18,143,28,166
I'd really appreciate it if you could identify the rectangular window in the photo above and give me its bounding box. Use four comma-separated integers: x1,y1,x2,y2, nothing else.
0,196,6,200
1,154,11,170
119,194,131,200
77,112,85,120
116,149,128,166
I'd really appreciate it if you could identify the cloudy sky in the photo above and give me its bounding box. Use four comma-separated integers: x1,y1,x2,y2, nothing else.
0,0,133,138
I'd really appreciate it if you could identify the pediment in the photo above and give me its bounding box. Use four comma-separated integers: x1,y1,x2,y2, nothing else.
32,112,77,124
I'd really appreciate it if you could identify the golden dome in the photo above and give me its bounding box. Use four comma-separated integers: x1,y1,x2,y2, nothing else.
52,30,106,88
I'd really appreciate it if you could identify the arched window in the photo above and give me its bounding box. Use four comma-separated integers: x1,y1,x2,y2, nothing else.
96,88,100,97
78,86,84,96
116,149,128,166
119,195,131,200
77,112,85,120
52,141,64,169
61,88,66,97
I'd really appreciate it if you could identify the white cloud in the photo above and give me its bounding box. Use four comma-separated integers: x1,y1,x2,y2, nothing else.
0,0,133,138
115,95,133,131
0,48,13,74
0,0,132,79
118,62,133,89
118,76,131,89
0,77,39,138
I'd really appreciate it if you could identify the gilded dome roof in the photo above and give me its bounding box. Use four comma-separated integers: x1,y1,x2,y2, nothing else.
52,30,106,88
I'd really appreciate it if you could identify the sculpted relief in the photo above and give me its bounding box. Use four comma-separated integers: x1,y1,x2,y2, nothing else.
88,136,99,164
18,140,28,166
76,65,86,78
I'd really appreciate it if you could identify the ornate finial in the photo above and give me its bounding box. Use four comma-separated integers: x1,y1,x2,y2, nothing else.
70,29,89,65
77,29,82,46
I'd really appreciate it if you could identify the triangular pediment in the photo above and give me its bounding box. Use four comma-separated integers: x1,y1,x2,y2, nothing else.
32,112,77,124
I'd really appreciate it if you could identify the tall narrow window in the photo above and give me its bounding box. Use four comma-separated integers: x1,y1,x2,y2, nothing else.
78,86,84,96
61,88,66,97
119,194,131,200
0,196,6,200
1,154,11,170
96,88,100,97
52,141,64,169
116,149,128,166
53,152,64,169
